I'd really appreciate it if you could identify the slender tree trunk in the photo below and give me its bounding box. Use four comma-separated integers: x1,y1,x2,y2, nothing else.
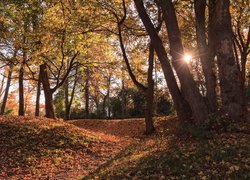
121,80,126,119
64,78,70,120
134,0,191,124
102,94,107,117
18,65,25,116
65,71,78,120
212,0,243,120
194,0,217,113
40,64,55,119
145,43,155,134
0,67,12,115
85,69,90,118
35,69,41,116
108,88,111,118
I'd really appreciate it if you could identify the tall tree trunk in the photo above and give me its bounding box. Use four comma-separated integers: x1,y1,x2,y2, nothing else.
121,80,126,119
40,64,55,119
107,88,111,118
85,69,90,118
18,65,25,116
64,78,70,120
145,43,155,134
103,94,107,117
212,0,243,120
35,69,41,116
160,0,208,124
194,0,217,113
65,71,78,120
134,0,191,124
0,66,12,115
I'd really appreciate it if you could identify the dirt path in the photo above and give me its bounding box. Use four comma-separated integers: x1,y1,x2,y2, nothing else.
69,118,145,142
65,118,146,178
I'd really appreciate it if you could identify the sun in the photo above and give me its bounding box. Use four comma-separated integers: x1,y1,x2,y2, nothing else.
184,54,192,63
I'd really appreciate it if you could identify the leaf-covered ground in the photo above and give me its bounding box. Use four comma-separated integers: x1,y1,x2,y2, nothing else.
0,116,139,179
0,116,249,179
86,116,250,179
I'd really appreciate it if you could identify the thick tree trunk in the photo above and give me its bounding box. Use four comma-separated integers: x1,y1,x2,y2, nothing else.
212,0,244,120
134,0,191,124
40,64,55,119
35,69,41,116
0,67,12,115
18,65,25,116
160,0,208,124
194,0,217,113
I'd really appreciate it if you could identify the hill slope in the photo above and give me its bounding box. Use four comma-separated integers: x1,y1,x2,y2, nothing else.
0,116,249,179
0,116,131,179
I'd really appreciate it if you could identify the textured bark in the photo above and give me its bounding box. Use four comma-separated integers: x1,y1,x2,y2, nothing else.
35,69,41,116
40,64,55,119
0,67,12,115
212,0,243,120
134,0,191,124
160,0,208,124
194,0,217,113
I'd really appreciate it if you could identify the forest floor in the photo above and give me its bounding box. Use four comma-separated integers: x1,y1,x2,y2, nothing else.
0,115,249,179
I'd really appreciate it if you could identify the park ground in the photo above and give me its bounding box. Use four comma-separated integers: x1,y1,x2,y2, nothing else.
0,115,249,179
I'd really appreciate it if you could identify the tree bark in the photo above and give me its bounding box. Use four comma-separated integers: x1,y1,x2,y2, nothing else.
134,0,191,124
35,69,41,116
18,65,25,116
64,78,70,120
84,68,90,118
65,70,78,120
159,0,208,124
40,64,55,119
0,66,12,115
212,0,244,120
121,80,126,119
194,0,217,113
145,43,155,134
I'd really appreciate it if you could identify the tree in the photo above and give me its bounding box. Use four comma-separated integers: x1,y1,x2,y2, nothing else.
211,0,244,120
194,0,217,113
134,0,192,125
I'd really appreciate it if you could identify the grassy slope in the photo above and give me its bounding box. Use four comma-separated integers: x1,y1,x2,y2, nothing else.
0,116,102,179
87,117,250,179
